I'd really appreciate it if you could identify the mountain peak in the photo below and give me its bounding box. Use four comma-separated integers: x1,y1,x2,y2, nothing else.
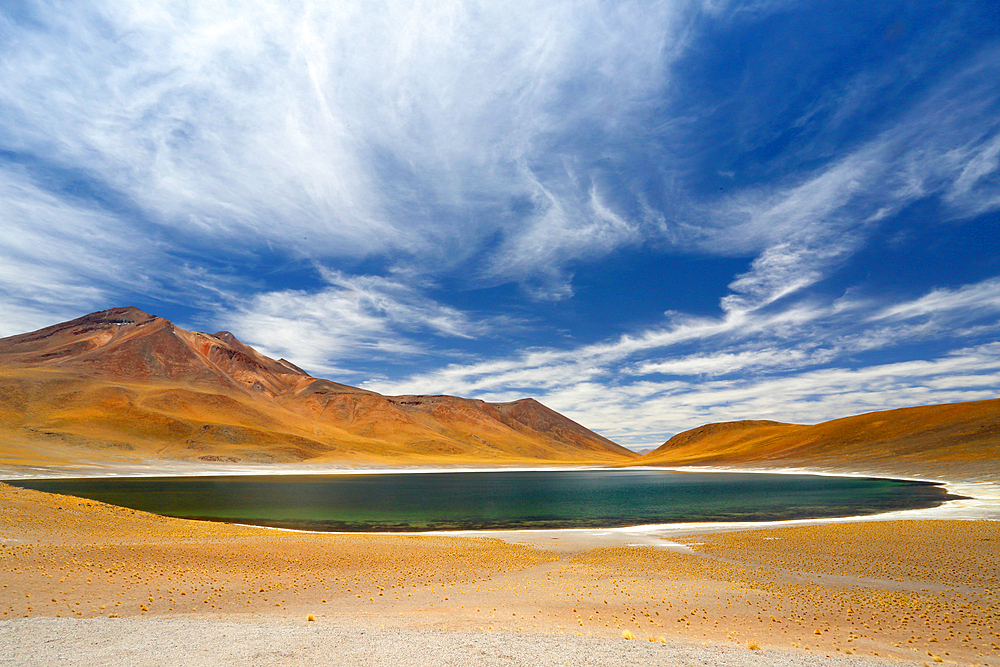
0,307,315,397
0,306,161,359
98,305,154,319
65,306,160,329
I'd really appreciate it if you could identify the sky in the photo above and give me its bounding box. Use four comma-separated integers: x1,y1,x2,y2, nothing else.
2,0,999,449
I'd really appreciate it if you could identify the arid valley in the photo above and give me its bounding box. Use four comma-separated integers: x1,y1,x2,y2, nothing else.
4,3,1000,664
1,309,998,666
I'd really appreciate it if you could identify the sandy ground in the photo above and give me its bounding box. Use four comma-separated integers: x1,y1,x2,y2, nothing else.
2,470,999,666
1,618,928,666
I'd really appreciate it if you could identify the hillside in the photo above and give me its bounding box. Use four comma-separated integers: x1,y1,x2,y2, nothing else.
635,400,1000,479
0,307,636,468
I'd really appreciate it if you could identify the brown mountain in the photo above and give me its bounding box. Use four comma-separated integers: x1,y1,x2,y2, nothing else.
0,307,636,467
635,400,1000,479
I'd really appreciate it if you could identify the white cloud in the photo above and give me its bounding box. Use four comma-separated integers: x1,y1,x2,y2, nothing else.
2,1,997,324
705,45,1000,314
0,0,693,296
362,301,851,397
536,342,1000,446
223,268,500,375
364,278,1000,444
0,167,156,335
631,346,836,377
872,278,1000,322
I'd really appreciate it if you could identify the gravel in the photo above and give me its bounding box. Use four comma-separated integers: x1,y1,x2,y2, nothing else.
1,618,924,667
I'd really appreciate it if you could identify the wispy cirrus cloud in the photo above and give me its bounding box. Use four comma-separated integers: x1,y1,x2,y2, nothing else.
1,0,998,449
0,166,156,335
553,342,1000,446
0,0,695,296
365,276,1000,444
705,45,1000,315
629,346,838,377
223,268,514,376
872,278,1000,323
2,1,997,309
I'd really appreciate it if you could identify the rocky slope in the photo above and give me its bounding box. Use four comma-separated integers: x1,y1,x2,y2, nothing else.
0,307,635,467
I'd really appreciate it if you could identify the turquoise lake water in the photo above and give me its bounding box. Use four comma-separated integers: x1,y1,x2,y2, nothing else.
8,470,956,531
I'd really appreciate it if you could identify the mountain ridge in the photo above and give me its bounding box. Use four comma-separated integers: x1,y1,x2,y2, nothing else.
633,401,1000,479
0,307,636,467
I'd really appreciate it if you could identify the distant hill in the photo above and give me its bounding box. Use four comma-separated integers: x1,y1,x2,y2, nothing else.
0,307,636,467
634,401,1000,479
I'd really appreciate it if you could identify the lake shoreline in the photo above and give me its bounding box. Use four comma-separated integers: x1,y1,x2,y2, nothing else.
3,480,998,666
2,461,997,545
4,465,981,540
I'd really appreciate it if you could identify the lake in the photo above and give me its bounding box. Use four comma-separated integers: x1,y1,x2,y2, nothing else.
9,469,957,531
9,470,957,531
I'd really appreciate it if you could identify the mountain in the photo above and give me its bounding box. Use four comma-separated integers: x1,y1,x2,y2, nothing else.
0,307,636,467
635,401,1000,479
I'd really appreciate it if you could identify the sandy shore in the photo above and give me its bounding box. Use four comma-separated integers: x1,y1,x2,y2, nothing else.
2,474,999,667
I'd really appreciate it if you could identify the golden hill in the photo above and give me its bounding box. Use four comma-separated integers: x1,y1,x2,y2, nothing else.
0,307,636,468
636,399,1000,478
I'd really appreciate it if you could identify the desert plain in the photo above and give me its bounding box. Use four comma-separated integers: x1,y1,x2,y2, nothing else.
2,471,999,667
2,309,999,665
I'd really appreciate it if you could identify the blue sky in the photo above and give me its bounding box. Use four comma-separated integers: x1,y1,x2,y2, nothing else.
2,0,999,449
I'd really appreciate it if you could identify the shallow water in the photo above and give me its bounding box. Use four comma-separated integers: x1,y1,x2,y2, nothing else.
9,469,958,531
